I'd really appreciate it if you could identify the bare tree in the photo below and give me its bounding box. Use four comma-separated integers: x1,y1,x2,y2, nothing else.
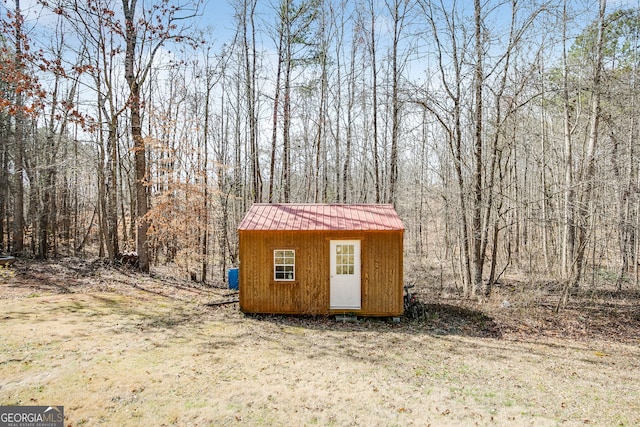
558,0,607,309
368,0,380,203
121,0,201,272
37,25,83,259
236,0,262,204
10,0,26,255
561,0,576,279
417,0,472,295
385,0,410,207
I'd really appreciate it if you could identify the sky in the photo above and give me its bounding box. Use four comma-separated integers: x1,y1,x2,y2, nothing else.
9,0,640,49
200,0,236,33
5,0,640,91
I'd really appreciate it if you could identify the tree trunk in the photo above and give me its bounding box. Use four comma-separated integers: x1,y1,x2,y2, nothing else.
123,0,150,272
314,7,328,203
388,0,404,207
558,0,607,310
573,0,606,287
269,17,284,203
243,0,261,203
369,0,380,203
0,116,8,252
343,24,357,203
106,117,119,259
201,66,212,284
471,0,484,298
561,0,576,278
282,12,292,203
11,0,25,256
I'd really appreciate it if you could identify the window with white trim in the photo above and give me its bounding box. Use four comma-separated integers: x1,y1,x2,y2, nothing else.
274,249,295,281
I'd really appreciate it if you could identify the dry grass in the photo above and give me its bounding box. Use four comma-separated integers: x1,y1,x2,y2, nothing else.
1,258,639,426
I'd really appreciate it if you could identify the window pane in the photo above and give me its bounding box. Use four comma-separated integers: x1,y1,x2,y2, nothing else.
274,249,295,281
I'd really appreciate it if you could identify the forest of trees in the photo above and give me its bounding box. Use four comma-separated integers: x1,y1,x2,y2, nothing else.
1,0,638,302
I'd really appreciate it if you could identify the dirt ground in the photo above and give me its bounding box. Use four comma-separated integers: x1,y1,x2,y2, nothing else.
1,258,639,426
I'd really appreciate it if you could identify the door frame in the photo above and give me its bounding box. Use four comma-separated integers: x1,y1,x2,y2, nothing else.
329,239,362,310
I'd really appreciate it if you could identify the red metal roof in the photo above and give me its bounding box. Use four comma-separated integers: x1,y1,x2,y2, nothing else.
238,204,404,231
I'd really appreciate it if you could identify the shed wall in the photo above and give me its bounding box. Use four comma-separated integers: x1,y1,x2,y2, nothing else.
239,230,403,316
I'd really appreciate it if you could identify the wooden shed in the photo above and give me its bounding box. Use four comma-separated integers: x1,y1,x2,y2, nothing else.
237,203,404,316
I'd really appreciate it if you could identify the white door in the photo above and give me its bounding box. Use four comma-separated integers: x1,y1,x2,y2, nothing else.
330,240,361,309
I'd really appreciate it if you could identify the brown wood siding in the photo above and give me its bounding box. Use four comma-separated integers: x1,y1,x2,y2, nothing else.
358,231,404,316
239,229,403,316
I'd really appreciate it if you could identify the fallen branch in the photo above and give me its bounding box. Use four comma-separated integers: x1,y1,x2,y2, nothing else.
0,355,29,365
205,299,239,307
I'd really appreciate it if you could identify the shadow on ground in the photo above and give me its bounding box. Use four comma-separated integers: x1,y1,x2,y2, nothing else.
245,302,502,339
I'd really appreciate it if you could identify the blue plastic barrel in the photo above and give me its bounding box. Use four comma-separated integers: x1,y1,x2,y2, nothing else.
228,268,239,290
